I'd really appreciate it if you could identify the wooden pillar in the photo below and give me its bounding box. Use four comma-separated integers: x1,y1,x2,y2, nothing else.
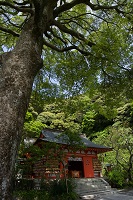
83,156,94,178
60,162,64,178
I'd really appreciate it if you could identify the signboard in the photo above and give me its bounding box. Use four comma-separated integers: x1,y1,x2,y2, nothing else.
68,157,82,161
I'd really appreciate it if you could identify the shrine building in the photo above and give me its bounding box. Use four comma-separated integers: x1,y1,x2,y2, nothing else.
27,129,112,179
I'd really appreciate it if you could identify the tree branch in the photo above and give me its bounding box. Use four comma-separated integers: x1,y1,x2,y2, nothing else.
53,20,95,47
53,20,85,41
43,39,92,56
54,0,127,17
13,1,30,6
0,9,21,28
64,11,113,25
0,26,19,37
49,28,68,45
0,1,34,14
54,0,84,17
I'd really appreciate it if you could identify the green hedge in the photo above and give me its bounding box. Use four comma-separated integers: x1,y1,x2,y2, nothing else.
14,179,78,200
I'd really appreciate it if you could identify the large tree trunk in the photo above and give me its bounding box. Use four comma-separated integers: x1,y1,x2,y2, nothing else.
0,0,57,197
0,17,43,199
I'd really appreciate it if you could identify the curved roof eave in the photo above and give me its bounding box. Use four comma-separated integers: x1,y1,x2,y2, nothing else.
35,129,113,153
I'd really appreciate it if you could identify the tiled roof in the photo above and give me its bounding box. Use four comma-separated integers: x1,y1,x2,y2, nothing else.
38,129,112,152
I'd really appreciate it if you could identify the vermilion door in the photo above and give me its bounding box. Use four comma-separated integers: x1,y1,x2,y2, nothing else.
83,156,94,178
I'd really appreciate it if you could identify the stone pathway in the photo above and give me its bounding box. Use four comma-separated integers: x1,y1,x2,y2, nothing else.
91,189,133,200
95,193,133,200
79,189,133,200
75,178,133,200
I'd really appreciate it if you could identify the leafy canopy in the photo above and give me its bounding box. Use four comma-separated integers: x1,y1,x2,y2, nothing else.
0,0,133,98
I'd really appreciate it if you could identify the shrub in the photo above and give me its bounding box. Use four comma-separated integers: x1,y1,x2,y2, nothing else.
14,190,50,200
46,179,78,200
107,168,125,188
14,178,78,200
14,179,34,191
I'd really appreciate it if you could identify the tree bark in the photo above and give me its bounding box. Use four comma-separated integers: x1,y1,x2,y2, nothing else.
0,17,43,199
0,0,58,198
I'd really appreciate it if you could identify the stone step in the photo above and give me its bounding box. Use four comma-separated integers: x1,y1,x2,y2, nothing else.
118,189,133,196
74,178,115,199
75,178,109,185
80,194,96,200
76,185,111,191
76,188,112,193
79,190,116,199
76,188,113,194
76,184,111,191
76,181,109,185
77,189,115,195
76,184,111,189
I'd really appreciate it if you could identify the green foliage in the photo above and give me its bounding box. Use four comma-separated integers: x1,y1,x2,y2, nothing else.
92,101,133,185
31,71,62,113
25,111,34,122
1,0,133,198
36,3,133,100
37,111,56,124
14,179,34,191
49,179,68,196
23,120,46,138
14,190,50,200
22,95,133,189
82,95,115,137
36,101,82,133
14,179,78,200
89,14,133,99
23,107,46,138
107,167,125,188
1,0,133,105
44,179,78,200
